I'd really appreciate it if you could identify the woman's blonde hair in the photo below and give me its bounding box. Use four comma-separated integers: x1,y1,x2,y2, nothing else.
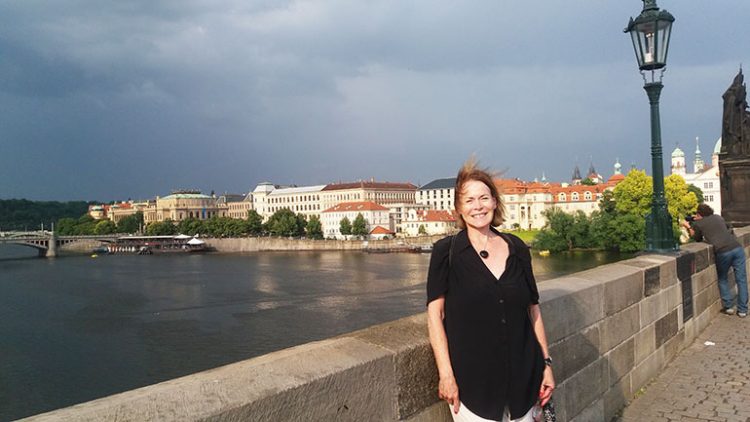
454,157,505,229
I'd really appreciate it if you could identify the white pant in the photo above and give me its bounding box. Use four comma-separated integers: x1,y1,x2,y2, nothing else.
450,402,535,422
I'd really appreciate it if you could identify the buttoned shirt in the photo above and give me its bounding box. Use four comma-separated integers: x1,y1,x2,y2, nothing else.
427,228,544,421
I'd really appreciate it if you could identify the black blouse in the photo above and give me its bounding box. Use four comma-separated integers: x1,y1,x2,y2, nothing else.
426,228,544,421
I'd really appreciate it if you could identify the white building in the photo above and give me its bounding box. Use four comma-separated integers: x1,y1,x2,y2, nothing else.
251,183,326,221
402,210,456,237
417,178,455,211
671,137,722,214
321,201,390,239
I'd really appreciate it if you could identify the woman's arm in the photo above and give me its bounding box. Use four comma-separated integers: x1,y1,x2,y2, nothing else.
529,303,555,406
427,296,460,414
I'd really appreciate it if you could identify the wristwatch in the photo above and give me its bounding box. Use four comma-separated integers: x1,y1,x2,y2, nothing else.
543,357,553,367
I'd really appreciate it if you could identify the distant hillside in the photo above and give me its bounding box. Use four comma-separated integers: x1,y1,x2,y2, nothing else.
0,199,92,231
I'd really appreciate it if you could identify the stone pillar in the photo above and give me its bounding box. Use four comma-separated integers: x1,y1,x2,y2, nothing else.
46,232,58,258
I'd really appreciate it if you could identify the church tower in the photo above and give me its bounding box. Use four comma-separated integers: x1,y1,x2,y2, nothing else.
693,137,705,173
670,145,686,176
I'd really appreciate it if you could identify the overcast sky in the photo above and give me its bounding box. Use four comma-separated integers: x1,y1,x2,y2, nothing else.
1,1,748,201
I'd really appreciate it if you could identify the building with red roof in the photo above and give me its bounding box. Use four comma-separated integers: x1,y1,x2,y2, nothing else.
321,201,391,239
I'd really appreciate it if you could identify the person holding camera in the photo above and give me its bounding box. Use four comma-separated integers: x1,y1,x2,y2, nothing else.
682,203,747,318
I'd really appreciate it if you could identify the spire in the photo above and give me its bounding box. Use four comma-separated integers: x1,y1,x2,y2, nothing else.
541,172,547,182
693,136,705,173
572,165,582,181
614,158,622,175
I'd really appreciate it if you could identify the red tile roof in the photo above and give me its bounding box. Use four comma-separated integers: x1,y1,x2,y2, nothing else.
411,210,456,222
370,226,395,235
322,201,389,213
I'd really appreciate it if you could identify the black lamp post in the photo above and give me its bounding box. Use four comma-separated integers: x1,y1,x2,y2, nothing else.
625,0,678,253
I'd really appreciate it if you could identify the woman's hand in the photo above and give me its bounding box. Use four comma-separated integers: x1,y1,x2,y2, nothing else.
438,375,460,414
539,366,555,406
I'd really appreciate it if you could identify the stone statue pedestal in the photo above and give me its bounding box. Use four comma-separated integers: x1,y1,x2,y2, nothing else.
720,70,750,227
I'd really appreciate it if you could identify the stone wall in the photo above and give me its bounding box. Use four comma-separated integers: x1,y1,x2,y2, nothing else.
24,227,750,422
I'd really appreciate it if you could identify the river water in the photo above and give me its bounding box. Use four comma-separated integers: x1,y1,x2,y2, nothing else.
0,245,627,420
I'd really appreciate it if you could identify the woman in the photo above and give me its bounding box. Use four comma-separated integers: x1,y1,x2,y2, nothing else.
427,160,554,422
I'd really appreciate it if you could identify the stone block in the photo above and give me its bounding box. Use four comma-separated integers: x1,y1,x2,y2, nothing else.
663,328,684,363
576,264,643,316
634,323,655,365
683,318,696,344
604,373,631,421
538,277,604,344
675,251,696,282
665,283,682,312
348,314,436,419
631,347,665,393
570,398,604,422
644,266,660,296
681,276,694,322
600,304,639,352
692,267,716,292
654,309,679,349
607,338,635,386
404,401,451,422
549,325,600,383
636,254,679,288
694,286,712,316
681,243,711,273
640,289,669,328
27,337,396,422
561,358,607,420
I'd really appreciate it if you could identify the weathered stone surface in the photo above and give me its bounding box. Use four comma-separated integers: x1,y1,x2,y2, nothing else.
655,309,679,349
538,276,603,344
693,285,712,316
604,373,631,421
570,398,604,422
631,347,665,393
663,328,685,363
562,359,607,420
26,337,395,422
576,264,643,316
600,304,639,352
676,251,696,282
644,266,660,296
607,338,635,386
640,288,669,328
348,314,436,419
681,276,694,322
681,242,712,273
549,326,599,382
634,323,655,365
404,401,451,422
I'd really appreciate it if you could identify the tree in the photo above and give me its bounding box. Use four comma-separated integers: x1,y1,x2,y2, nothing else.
351,213,368,236
117,211,143,234
306,215,323,239
177,218,207,236
580,178,597,186
339,217,352,236
687,184,704,204
94,220,117,235
613,169,652,217
533,208,575,252
265,209,303,237
665,174,699,234
246,210,263,235
418,224,427,236
145,219,177,235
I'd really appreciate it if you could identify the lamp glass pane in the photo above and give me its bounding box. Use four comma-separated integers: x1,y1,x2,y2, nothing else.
656,21,672,64
630,30,645,68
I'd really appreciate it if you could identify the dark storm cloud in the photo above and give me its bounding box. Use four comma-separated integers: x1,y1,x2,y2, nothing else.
0,1,748,200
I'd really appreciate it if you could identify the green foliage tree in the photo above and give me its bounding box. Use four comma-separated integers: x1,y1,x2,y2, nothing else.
265,209,303,237
177,218,207,236
306,215,323,239
145,219,177,235
246,210,264,235
351,213,368,237
339,216,352,236
687,184,704,204
613,169,652,217
0,199,91,231
94,220,117,235
533,208,575,252
418,224,427,235
117,211,143,234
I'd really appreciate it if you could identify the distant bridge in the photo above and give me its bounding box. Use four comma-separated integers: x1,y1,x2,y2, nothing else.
0,232,121,257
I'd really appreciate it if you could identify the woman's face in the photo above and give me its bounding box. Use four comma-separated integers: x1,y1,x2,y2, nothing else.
458,179,497,230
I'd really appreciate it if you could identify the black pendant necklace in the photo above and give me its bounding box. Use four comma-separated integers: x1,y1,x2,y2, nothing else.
479,233,490,259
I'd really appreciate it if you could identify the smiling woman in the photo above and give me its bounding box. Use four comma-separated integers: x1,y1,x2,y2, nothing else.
426,159,555,422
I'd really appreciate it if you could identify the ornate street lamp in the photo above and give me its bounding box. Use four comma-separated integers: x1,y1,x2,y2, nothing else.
625,0,677,252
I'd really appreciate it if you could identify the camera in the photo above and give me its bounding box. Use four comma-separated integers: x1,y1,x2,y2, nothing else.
685,215,695,223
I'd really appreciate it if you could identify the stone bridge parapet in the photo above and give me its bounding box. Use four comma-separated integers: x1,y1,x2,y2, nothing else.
22,227,750,422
